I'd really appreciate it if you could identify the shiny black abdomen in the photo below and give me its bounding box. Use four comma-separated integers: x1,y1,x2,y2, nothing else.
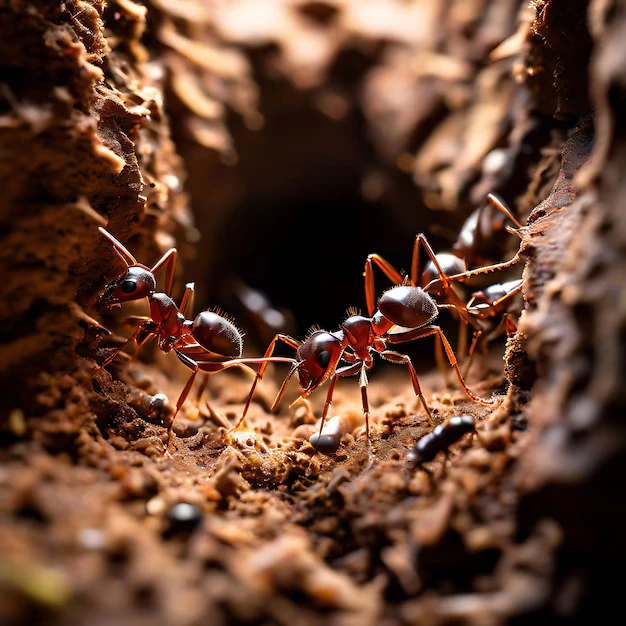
378,286,438,329
192,311,242,358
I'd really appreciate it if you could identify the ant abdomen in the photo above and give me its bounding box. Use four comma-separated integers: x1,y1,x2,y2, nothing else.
192,311,243,358
378,285,438,329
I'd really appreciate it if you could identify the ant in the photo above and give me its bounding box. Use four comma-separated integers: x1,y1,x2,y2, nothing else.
414,194,525,371
415,194,524,297
406,414,480,471
235,233,497,453
92,227,294,448
462,278,524,375
451,193,524,279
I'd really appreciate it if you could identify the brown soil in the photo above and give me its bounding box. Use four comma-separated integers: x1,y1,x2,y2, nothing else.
1,1,626,625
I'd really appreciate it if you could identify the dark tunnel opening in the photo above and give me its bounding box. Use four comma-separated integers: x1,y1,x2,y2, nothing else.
213,191,415,338
180,70,468,366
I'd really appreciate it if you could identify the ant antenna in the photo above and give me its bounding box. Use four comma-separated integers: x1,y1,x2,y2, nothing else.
486,193,523,230
505,224,524,239
98,227,138,268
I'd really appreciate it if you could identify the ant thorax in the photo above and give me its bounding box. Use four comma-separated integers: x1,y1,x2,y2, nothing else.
341,315,373,352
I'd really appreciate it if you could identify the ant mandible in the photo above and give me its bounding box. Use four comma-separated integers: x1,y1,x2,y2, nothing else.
234,233,497,452
93,227,295,448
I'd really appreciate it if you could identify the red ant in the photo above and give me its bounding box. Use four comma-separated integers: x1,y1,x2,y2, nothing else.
235,234,497,452
414,194,525,372
417,194,524,293
462,278,523,375
453,193,524,277
93,227,294,449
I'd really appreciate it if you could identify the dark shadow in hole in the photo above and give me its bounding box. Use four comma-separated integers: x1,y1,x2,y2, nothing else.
212,193,415,335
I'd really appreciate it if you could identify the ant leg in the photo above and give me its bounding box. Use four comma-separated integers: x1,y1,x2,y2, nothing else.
434,333,452,388
130,329,154,362
380,350,434,424
92,325,145,376
179,283,195,317
150,248,178,297
113,316,154,362
360,365,371,444
364,254,403,316
235,334,301,430
387,325,496,406
504,313,518,336
341,350,358,364
428,249,523,288
270,363,300,413
314,374,339,446
166,352,272,448
429,326,496,406
165,350,201,452
411,235,482,332
463,282,523,372
484,314,515,344
194,373,228,428
196,373,209,403
410,234,452,290
169,366,199,440
463,329,484,378
357,364,376,462
168,353,238,449
307,362,362,451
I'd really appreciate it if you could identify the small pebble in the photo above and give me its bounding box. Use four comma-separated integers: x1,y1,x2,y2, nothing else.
164,502,203,537
77,528,106,550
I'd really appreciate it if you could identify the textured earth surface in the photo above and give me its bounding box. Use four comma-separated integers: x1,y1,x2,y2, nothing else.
1,1,625,625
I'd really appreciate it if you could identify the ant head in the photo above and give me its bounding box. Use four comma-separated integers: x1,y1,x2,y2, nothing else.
295,331,344,393
98,266,157,308
420,252,466,290
97,227,157,308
